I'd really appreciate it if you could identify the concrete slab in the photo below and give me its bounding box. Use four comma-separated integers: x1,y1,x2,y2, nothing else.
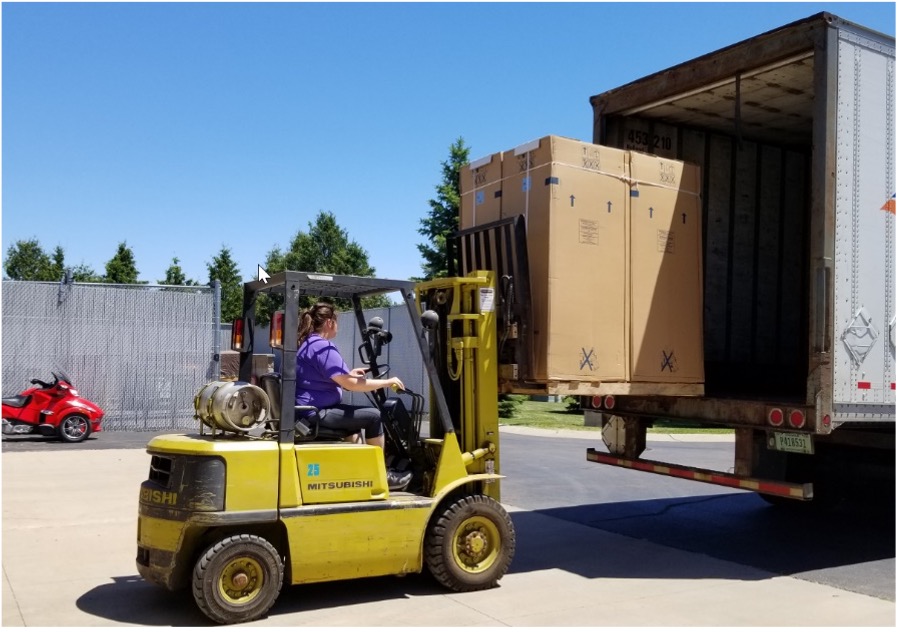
2,447,892,627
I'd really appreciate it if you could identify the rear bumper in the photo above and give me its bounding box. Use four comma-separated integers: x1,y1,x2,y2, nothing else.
587,448,814,500
136,513,191,590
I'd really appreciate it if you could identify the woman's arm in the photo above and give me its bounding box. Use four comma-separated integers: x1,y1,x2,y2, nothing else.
332,372,404,393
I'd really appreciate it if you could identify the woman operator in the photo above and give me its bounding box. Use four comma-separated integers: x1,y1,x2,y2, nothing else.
295,301,411,490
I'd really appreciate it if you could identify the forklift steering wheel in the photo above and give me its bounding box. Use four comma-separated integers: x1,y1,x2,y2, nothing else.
364,364,390,380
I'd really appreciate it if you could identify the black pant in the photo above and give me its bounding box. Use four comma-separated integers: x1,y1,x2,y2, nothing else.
306,404,384,439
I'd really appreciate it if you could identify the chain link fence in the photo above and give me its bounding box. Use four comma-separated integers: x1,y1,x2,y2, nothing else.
2,280,221,431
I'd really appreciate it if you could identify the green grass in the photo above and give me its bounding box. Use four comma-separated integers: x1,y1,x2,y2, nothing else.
501,399,734,435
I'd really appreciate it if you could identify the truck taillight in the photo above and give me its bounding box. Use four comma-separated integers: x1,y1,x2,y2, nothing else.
788,409,805,428
767,408,784,426
270,311,284,349
231,318,244,351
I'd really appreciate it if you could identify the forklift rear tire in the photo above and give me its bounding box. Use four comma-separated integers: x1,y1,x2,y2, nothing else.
192,534,284,625
425,494,515,591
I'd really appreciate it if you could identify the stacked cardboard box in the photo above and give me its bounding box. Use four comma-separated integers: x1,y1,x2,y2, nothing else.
460,135,704,390
459,152,503,229
627,151,704,384
499,136,631,383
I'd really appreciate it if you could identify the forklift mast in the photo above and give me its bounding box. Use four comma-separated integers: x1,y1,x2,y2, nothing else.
451,216,533,393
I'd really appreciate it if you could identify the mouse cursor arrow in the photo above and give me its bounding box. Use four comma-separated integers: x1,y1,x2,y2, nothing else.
257,265,271,284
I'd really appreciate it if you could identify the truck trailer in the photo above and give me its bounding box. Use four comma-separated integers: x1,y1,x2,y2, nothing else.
581,12,895,504
456,12,894,505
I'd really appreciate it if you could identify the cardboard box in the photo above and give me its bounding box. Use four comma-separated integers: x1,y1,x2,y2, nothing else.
499,136,631,382
481,135,705,390
459,152,503,229
628,152,704,383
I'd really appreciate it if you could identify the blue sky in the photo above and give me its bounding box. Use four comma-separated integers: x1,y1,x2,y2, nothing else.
2,2,896,284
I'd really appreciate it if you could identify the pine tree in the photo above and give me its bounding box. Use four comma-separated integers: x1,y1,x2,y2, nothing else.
160,257,199,286
49,246,66,281
104,241,141,284
207,246,243,321
256,211,388,324
417,138,469,280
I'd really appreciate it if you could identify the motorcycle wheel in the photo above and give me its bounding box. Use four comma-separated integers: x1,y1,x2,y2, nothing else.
59,414,90,443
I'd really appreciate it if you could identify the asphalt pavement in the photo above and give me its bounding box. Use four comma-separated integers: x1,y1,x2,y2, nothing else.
1,428,895,627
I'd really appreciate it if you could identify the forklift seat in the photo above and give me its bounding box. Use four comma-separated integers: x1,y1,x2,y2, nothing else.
258,373,350,442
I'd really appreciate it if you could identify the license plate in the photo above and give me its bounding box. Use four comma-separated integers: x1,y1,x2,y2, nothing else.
772,431,813,454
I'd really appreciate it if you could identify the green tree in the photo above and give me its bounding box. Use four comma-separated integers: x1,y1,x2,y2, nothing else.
70,263,101,282
4,238,103,283
497,394,528,419
257,211,389,324
4,238,55,280
49,246,66,281
160,257,199,286
104,241,141,284
417,137,469,280
207,246,243,322
282,211,376,276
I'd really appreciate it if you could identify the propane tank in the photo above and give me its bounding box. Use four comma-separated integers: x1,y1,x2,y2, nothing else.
193,381,270,433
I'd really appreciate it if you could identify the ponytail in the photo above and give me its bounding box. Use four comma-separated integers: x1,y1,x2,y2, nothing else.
297,311,314,345
297,302,336,345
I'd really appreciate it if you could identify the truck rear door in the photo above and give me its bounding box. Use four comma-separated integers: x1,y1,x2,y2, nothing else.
831,24,895,423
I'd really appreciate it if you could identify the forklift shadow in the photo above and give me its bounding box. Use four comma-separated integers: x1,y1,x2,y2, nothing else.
76,572,447,626
75,575,209,626
270,573,447,618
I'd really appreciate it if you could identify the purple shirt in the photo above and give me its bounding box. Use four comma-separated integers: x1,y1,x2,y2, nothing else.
295,334,349,411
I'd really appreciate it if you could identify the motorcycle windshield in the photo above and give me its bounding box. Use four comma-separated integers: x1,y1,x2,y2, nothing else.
53,369,74,385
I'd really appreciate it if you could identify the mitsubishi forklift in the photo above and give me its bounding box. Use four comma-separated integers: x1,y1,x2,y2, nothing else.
136,270,515,624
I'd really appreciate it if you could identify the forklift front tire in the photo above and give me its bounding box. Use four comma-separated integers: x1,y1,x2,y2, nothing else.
425,494,515,591
192,534,284,625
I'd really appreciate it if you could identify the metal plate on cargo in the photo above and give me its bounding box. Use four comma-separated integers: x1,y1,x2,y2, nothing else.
770,431,813,455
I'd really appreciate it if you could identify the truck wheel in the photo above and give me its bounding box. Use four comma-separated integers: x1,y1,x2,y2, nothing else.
425,494,515,591
192,534,284,625
58,414,90,443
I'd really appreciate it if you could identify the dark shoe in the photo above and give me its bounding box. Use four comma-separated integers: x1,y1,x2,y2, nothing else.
387,468,412,491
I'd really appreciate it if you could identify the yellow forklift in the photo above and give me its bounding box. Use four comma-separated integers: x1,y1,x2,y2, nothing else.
136,270,514,624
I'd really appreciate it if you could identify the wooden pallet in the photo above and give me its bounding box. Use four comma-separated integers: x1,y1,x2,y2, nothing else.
499,378,704,397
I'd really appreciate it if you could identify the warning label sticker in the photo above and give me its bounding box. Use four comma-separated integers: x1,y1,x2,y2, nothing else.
579,219,599,245
479,287,495,313
657,229,675,254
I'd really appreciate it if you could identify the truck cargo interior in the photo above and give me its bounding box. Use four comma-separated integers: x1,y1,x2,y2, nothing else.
593,16,835,402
